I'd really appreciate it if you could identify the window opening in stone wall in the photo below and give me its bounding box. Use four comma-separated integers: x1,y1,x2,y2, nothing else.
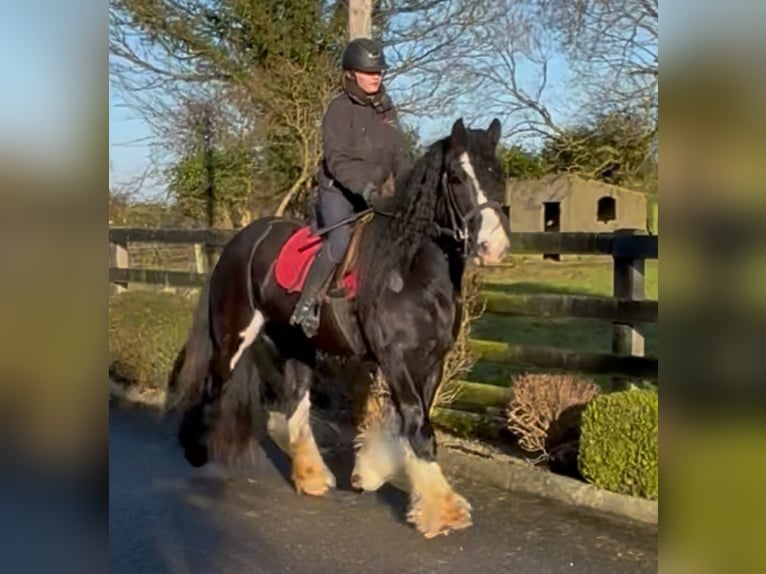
542,201,560,261
597,196,616,223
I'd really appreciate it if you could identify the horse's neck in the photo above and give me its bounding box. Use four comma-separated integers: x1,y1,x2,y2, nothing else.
441,237,467,293
409,234,467,296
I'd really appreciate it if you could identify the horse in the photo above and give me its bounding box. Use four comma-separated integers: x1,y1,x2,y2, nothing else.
166,117,511,539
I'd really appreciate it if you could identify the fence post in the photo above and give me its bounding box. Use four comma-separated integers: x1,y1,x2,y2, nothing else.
193,243,207,275
348,0,373,39
109,239,129,294
611,228,646,390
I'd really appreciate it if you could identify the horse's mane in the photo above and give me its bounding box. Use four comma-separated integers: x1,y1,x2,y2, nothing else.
356,137,448,304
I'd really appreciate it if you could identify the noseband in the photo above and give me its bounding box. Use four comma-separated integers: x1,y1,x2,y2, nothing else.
439,173,512,257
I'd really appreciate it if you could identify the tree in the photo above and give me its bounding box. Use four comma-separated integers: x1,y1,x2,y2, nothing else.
372,0,499,119
541,110,656,189
242,51,342,216
395,0,657,150
535,0,658,120
109,187,131,225
110,0,347,215
498,144,546,180
166,144,256,227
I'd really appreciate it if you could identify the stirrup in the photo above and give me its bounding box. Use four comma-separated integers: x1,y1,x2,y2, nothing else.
290,300,321,337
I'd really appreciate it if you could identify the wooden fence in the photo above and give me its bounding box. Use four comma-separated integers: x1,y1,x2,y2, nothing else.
109,226,658,439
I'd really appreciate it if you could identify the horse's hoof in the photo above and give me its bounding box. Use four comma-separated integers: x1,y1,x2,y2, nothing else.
292,464,336,497
407,490,473,539
350,473,364,491
184,444,209,468
349,469,385,492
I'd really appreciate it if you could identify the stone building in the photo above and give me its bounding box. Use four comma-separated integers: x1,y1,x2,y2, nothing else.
504,173,648,234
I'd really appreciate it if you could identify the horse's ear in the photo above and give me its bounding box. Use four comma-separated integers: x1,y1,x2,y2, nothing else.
488,118,502,148
450,118,468,150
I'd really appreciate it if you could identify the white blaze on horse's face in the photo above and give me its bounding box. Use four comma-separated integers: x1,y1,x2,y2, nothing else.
458,152,510,264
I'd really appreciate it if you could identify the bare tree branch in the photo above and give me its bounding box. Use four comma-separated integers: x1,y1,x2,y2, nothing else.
377,0,498,119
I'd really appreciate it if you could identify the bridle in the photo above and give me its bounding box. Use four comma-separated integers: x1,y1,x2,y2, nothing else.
438,173,512,258
368,162,512,258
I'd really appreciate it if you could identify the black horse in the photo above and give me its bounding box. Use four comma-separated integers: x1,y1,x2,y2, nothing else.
167,117,511,538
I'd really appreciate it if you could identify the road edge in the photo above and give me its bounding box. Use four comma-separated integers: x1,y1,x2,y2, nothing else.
108,380,657,526
434,433,657,526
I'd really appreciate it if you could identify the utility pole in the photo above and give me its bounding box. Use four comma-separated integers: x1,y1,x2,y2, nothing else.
348,0,372,40
202,106,214,231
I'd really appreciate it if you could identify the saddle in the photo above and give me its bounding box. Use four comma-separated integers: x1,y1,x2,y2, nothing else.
327,210,375,297
275,211,375,355
274,210,373,297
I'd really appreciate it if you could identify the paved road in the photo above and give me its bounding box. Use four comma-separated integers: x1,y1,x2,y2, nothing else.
109,404,657,574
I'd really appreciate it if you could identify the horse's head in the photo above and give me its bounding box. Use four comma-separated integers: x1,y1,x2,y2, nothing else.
441,118,511,265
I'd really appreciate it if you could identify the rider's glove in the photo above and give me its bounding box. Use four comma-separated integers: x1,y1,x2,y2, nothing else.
360,182,377,204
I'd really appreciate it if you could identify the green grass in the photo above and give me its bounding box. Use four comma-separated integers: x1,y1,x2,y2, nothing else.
482,255,658,299
470,255,658,388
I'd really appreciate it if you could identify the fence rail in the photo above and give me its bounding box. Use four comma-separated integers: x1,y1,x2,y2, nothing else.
109,227,234,248
471,339,657,379
109,225,658,439
108,227,658,258
482,291,657,324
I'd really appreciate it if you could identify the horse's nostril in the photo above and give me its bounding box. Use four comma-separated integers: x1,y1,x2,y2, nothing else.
351,473,363,490
478,241,489,254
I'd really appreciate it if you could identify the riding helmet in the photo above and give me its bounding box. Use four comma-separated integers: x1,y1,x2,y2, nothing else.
341,38,388,73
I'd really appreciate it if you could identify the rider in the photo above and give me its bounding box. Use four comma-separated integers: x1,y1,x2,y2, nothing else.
289,37,410,337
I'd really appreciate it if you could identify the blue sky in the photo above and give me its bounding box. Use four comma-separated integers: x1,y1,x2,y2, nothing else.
109,88,159,191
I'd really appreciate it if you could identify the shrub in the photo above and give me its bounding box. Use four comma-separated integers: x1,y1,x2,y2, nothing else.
109,291,196,389
578,388,658,499
506,372,601,457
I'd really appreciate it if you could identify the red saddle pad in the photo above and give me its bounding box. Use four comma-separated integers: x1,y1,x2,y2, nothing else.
275,226,358,297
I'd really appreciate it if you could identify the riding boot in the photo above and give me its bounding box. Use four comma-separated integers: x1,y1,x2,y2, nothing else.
289,244,338,338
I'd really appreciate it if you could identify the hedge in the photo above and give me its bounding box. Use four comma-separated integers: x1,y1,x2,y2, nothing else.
109,291,195,389
578,388,658,499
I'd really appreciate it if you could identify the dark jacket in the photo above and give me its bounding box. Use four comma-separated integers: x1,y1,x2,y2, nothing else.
317,84,409,200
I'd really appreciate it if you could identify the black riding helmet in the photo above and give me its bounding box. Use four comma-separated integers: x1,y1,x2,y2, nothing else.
341,38,388,73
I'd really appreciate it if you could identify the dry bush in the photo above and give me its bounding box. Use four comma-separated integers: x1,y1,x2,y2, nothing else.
506,372,601,459
355,368,397,434
432,268,487,410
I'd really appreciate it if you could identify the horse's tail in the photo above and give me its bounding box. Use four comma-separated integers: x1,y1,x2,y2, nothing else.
165,276,214,414
166,267,268,469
